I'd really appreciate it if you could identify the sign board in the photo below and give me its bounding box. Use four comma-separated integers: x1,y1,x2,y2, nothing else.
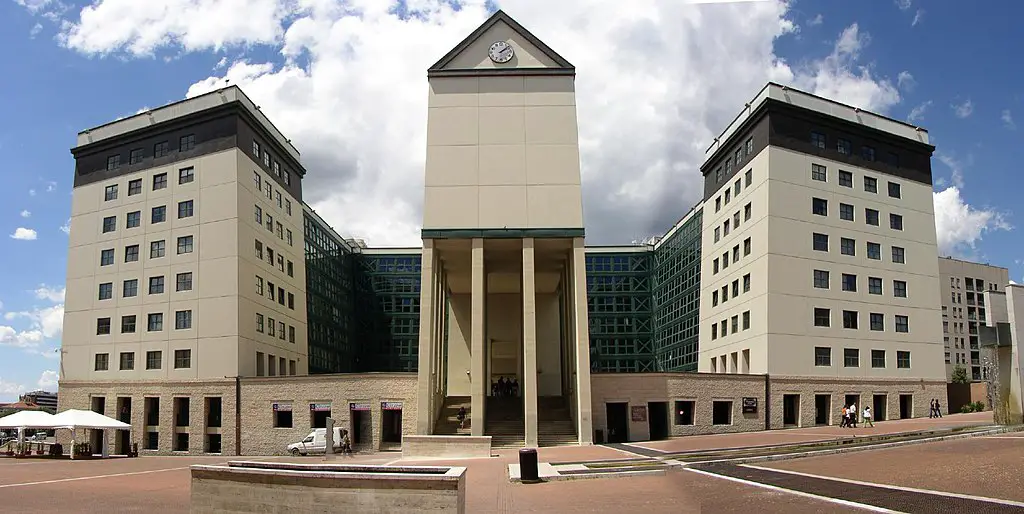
272,403,292,412
742,397,758,414
349,403,372,411
309,403,332,412
630,405,647,422
381,401,403,411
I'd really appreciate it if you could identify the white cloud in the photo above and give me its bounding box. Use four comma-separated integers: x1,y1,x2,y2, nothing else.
20,210,31,218
14,0,56,14
0,378,25,396
912,9,924,27
10,228,38,241
28,189,36,197
952,98,974,118
894,0,912,10
33,1,909,244
807,14,823,26
907,100,932,123
59,218,70,235
33,285,66,303
933,153,1011,257
45,181,57,193
36,370,58,389
1002,109,1016,130
30,22,43,37
897,71,915,91
0,326,45,348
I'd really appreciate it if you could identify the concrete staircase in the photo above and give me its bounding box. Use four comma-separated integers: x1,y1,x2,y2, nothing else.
433,396,472,436
538,396,578,447
486,396,525,449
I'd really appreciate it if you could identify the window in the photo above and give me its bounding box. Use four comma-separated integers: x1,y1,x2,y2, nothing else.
268,318,276,336
174,349,191,369
284,170,291,186
722,252,729,269
842,310,858,329
812,233,829,252
715,197,721,212
733,211,740,228
98,282,113,300
266,214,274,232
267,248,274,266
179,134,195,151
734,149,742,167
895,315,909,333
276,222,283,240
127,179,143,196
814,308,830,327
745,138,754,155
178,200,194,219
742,311,750,330
714,227,720,243
95,353,109,371
815,347,831,366
745,169,752,186
842,273,857,292
125,244,140,262
864,176,877,193
287,261,294,277
813,270,829,289
743,237,751,256
288,293,295,310
712,290,719,306
126,210,141,228
734,180,741,196
731,280,739,298
102,216,116,233
888,181,902,199
811,131,826,149
256,276,264,295
865,208,879,226
147,351,162,370
276,190,282,208
861,145,875,161
97,317,111,335
871,349,885,367
278,287,285,306
713,258,719,274
892,246,906,263
893,280,908,298
175,310,192,330
868,277,882,295
811,164,827,181
838,170,853,187
278,321,285,340
812,197,827,216
712,401,733,425
866,242,881,260
725,158,732,173
253,140,260,157
255,205,262,225
177,235,194,254
100,248,114,266
839,203,854,221
255,240,263,259
744,203,751,221
725,189,731,204
129,148,144,165
731,315,739,333
837,138,851,155
890,213,903,230
148,313,163,331
897,350,911,368
106,155,121,171
732,245,739,262
840,237,856,256
176,272,193,292
285,200,292,216
870,314,884,332
123,279,138,298
265,182,273,200
263,151,270,167
154,141,169,157
152,205,166,223
256,313,264,333
151,240,165,258
121,315,137,333
149,276,164,294
179,167,195,184
844,348,859,367
104,184,119,201
120,352,135,371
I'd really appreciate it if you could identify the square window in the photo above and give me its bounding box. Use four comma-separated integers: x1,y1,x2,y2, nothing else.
744,203,751,221
844,348,859,367
814,308,830,327
124,244,139,262
154,141,169,157
176,272,193,292
895,315,909,333
811,131,826,149
126,211,141,228
894,280,908,298
865,208,879,226
179,134,196,151
121,315,137,333
743,273,750,292
120,352,135,370
178,200,194,219
149,276,164,294
148,313,163,331
745,138,754,155
837,138,851,155
177,235,194,254
868,277,882,295
811,164,827,181
712,401,733,425
897,350,911,368
96,317,111,335
98,282,113,300
150,240,165,258
128,179,142,195
174,349,191,369
147,351,162,370
862,145,875,161
864,176,877,193
813,269,829,289
838,170,853,187
814,347,831,366
890,213,903,230
812,197,827,216
175,310,192,330
812,233,829,252
104,184,118,201
892,246,906,263
153,172,168,190
100,248,114,266
179,167,195,184
870,314,884,332
840,237,856,256
745,169,752,186
888,181,902,199
867,242,881,260
839,203,854,221
123,279,138,298
842,273,857,292
842,310,858,329
95,353,109,371
106,155,121,172
102,216,116,233
130,149,144,165
871,349,885,367
152,205,166,223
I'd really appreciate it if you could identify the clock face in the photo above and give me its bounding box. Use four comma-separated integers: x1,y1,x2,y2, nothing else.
488,41,514,63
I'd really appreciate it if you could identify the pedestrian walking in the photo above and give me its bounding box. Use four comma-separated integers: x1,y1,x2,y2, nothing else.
863,406,874,427
934,399,943,418
457,406,467,429
848,403,857,428
840,406,848,428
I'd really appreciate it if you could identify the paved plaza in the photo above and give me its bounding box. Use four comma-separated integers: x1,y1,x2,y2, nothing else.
0,413,1021,513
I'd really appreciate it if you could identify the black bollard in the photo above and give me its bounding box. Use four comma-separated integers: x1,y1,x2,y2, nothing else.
519,448,540,484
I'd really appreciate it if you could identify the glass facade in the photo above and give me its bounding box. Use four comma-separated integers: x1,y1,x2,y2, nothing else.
303,211,357,374
585,252,655,372
355,254,422,372
652,208,703,371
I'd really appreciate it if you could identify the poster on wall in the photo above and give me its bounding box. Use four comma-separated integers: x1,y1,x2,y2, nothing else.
742,397,758,414
631,405,647,422
381,402,403,410
272,403,292,412
349,402,372,411
309,403,332,412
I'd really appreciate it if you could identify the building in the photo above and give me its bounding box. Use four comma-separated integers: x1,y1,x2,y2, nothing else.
937,256,1009,381
58,10,952,456
980,285,1024,424
21,391,58,411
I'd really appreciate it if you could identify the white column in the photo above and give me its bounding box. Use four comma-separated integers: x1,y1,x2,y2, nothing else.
522,238,539,447
572,237,594,444
470,238,487,436
415,240,437,434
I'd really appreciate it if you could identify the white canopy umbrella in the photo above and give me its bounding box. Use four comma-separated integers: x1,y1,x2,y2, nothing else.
51,409,129,430
0,410,56,429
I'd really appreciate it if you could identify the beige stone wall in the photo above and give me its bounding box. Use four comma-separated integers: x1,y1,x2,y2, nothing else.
768,376,947,428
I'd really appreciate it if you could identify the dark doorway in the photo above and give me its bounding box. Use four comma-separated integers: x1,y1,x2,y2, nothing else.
648,402,669,441
381,408,402,444
606,403,629,443
90,396,106,455
351,410,371,446
872,394,887,421
115,397,131,454
899,394,913,419
814,395,830,425
844,394,860,424
782,394,800,427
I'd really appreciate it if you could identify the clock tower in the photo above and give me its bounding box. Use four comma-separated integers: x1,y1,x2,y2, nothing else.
416,10,593,448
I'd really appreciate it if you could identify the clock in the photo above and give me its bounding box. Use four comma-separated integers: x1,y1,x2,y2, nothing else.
488,41,514,63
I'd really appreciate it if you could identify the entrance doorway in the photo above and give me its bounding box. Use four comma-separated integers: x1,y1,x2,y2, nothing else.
90,396,106,455
814,395,831,425
606,403,629,443
844,394,860,424
782,394,800,427
647,402,669,441
899,394,913,419
381,403,403,444
490,340,519,396
351,408,372,446
115,397,131,455
872,394,887,422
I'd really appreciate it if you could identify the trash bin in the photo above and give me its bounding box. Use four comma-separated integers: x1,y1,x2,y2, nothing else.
518,448,540,483
594,429,604,444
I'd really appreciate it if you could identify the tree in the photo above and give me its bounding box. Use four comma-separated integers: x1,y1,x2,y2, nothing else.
951,364,970,384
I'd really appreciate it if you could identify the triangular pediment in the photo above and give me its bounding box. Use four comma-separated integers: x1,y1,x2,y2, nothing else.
428,10,574,77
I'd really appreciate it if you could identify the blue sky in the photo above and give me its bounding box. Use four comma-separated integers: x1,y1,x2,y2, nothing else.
0,0,1019,401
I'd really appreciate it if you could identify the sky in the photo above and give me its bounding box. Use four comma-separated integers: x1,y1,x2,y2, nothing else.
0,0,1020,401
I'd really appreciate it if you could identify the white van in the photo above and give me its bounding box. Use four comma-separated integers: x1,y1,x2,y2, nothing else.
287,427,344,456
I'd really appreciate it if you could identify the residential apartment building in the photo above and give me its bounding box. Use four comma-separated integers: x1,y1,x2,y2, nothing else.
937,256,1009,381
